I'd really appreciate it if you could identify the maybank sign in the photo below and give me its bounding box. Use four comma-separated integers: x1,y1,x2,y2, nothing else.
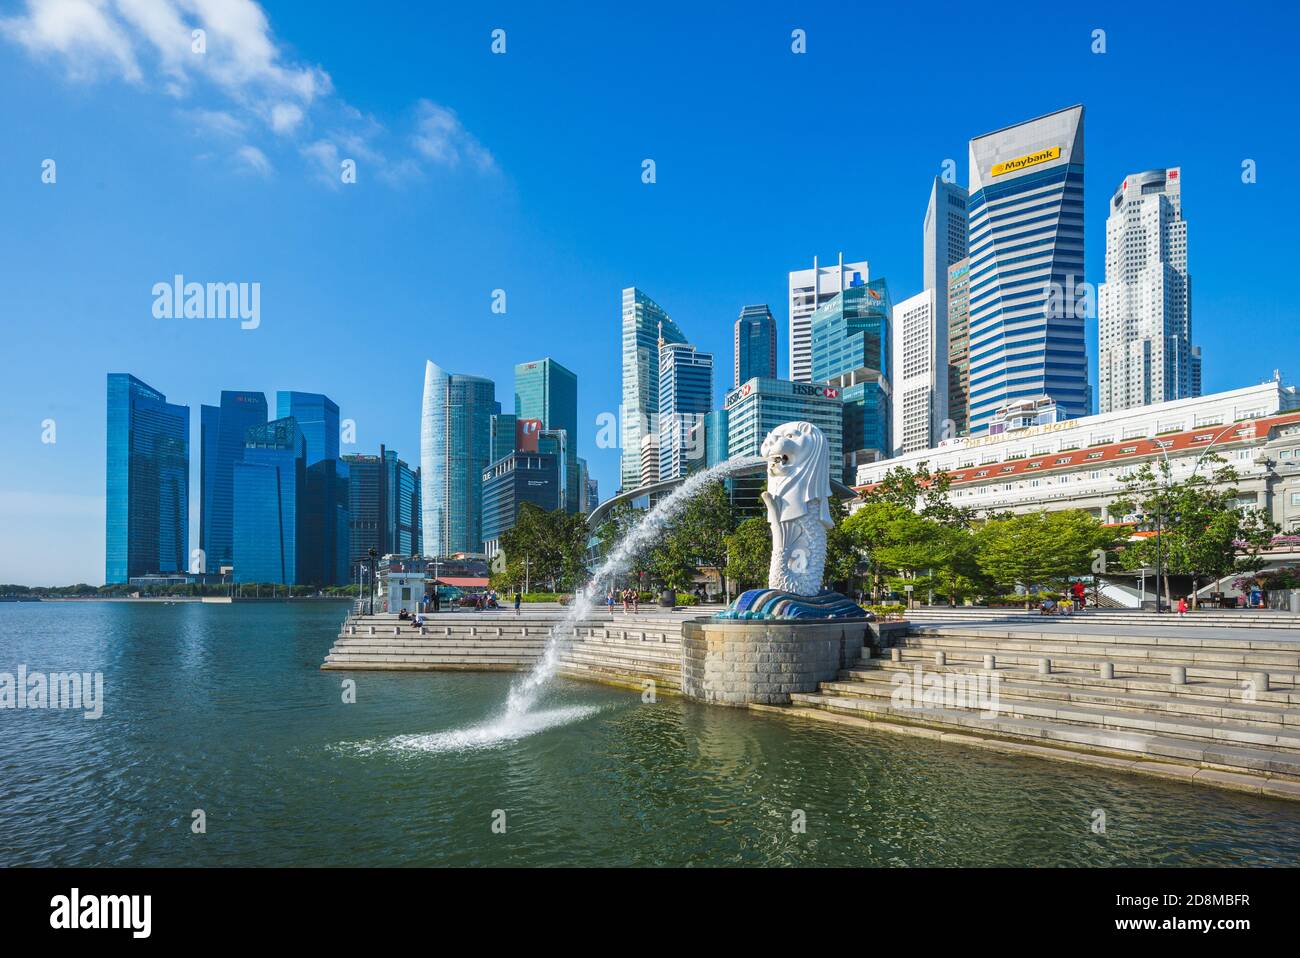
991,146,1061,178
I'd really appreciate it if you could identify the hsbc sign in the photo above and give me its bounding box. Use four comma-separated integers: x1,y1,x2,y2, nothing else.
793,383,839,400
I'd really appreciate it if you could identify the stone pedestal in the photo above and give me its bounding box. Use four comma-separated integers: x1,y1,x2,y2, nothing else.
679,618,867,706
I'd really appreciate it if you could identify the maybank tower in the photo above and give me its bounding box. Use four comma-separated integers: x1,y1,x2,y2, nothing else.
966,105,1088,433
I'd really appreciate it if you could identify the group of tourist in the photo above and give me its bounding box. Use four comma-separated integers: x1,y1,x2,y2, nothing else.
606,588,640,614
1039,581,1090,616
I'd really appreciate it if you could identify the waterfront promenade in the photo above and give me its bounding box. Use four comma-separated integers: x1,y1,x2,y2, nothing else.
324,605,1300,801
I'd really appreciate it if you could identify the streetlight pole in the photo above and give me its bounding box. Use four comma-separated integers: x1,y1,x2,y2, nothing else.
368,547,377,615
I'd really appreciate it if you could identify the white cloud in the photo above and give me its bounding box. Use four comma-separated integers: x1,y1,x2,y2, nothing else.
235,143,270,175
412,99,495,172
2,0,496,184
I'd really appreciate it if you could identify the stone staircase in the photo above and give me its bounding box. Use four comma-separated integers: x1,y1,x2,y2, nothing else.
322,611,684,690
788,621,1300,791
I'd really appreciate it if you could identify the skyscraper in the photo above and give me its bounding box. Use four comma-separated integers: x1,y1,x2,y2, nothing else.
923,177,969,383
199,390,267,573
620,287,687,491
342,447,421,578
891,288,946,455
515,358,579,512
725,377,843,470
481,451,561,557
421,360,496,556
1098,167,1197,412
947,257,972,437
658,340,714,481
734,304,776,387
233,417,305,584
787,254,869,383
967,105,1088,433
810,279,892,481
105,374,190,584
275,391,339,465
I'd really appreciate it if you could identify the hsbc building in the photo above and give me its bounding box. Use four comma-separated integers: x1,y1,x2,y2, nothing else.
724,376,843,470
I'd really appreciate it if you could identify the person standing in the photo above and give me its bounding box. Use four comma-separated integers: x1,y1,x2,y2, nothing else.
514,589,522,614
1072,579,1086,611
1177,596,1188,617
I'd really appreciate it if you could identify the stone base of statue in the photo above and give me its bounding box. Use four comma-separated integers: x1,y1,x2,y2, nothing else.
715,588,869,621
680,616,868,706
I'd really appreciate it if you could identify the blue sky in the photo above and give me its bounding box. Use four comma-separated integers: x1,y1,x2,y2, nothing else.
1,0,1296,585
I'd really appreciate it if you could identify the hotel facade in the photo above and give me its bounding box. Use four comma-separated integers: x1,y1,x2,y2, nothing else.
855,381,1300,534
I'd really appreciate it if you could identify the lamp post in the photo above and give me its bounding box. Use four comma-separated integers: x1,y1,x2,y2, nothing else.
368,547,377,615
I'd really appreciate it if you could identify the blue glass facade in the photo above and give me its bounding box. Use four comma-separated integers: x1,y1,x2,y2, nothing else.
199,390,267,572
515,358,580,511
809,281,892,480
233,417,305,584
275,391,339,466
342,446,422,578
421,361,496,556
106,374,190,584
481,451,561,553
734,304,776,387
658,341,714,480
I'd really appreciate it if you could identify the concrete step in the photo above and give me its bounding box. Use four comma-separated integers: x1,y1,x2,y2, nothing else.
852,659,1300,707
905,627,1300,655
825,668,1300,733
887,645,1300,688
811,672,1300,752
788,692,1300,780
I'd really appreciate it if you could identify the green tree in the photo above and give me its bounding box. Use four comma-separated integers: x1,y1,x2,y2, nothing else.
976,510,1116,602
1112,456,1277,608
724,517,771,592
862,462,972,526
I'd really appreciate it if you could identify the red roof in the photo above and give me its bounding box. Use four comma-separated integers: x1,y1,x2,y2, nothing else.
855,411,1300,494
432,576,489,588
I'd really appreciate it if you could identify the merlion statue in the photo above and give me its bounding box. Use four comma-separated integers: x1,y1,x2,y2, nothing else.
761,421,834,596
715,421,867,621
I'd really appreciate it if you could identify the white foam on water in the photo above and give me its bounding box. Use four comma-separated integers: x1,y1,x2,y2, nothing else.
345,704,603,756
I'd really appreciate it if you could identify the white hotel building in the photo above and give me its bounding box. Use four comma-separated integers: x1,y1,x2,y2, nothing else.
855,380,1300,533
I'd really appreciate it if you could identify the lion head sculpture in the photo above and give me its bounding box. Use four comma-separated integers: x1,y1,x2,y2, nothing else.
760,421,834,529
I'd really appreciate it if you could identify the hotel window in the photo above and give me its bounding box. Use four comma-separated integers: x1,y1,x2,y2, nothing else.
1195,415,1223,428
1157,421,1184,434
1120,446,1138,454
1092,435,1114,446
1291,493,1300,506
1193,433,1215,442
1056,457,1072,465
1086,451,1103,459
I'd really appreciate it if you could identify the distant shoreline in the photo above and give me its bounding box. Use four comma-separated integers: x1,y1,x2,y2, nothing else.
4,596,354,604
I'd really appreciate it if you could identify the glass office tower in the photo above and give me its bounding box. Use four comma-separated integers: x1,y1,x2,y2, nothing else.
275,391,339,465
233,417,305,584
620,287,687,491
809,279,892,481
106,374,190,584
420,360,496,556
967,105,1088,432
515,358,580,512
658,341,714,481
734,304,777,387
199,390,268,573
342,446,421,578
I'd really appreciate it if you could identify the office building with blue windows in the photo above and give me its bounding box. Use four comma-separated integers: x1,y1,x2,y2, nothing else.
966,105,1089,433
341,447,421,578
199,390,268,573
734,304,776,387
481,451,562,557
658,340,714,481
421,360,497,556
515,358,580,512
275,391,339,465
621,287,688,491
105,374,190,584
233,417,306,584
810,279,893,482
